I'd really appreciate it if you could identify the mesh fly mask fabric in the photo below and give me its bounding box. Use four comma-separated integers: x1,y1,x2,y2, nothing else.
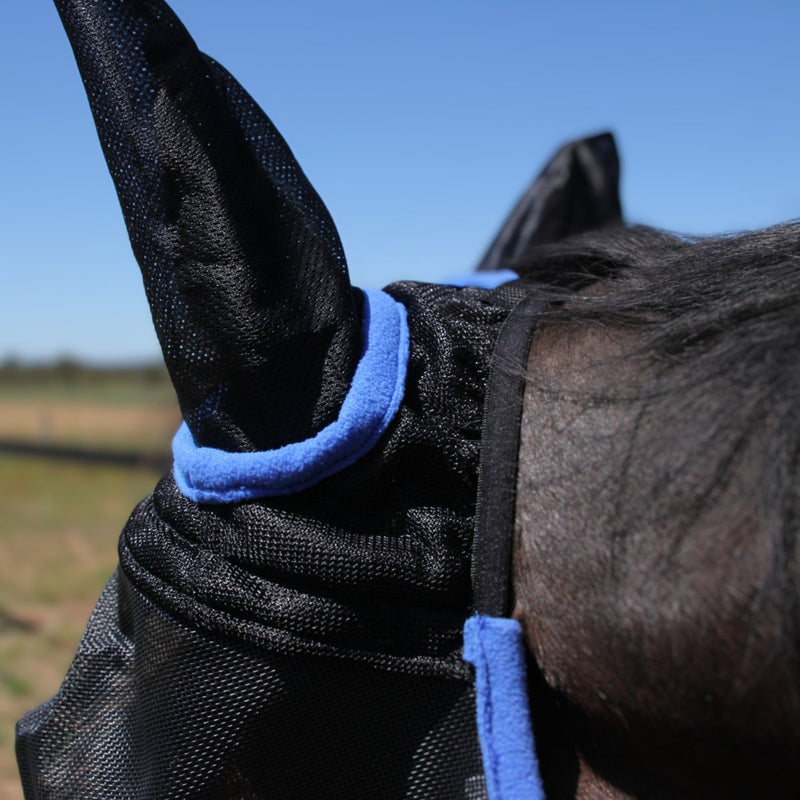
16,2,623,798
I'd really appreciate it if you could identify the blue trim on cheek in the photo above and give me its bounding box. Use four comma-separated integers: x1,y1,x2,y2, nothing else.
463,615,545,800
172,288,409,503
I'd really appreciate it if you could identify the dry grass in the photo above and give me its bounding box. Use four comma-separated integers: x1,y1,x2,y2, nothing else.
0,386,177,800
0,400,180,453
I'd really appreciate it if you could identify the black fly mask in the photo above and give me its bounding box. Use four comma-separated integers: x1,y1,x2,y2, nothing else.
17,2,622,798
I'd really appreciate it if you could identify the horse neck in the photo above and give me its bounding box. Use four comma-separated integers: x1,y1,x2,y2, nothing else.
512,318,799,800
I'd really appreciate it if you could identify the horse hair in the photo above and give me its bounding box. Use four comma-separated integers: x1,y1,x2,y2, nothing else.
512,221,800,798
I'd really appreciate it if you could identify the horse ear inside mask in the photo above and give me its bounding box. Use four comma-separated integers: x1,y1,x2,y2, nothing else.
17,2,622,798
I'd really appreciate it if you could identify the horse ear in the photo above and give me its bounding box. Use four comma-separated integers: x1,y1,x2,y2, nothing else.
54,0,361,452
476,132,623,272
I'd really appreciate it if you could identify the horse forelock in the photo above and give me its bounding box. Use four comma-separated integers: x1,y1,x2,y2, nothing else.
512,222,800,798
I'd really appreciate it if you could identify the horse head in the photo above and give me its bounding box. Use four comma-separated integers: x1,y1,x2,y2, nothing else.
17,1,800,798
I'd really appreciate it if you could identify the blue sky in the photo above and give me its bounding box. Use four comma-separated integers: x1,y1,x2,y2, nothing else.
2,0,799,363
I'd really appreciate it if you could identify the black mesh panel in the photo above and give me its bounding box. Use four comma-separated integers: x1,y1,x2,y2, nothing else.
17,571,487,800
17,281,528,799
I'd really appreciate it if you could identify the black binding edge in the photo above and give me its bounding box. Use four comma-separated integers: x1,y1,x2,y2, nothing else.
472,290,548,617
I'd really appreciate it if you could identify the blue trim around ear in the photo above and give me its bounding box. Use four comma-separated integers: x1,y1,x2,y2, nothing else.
463,615,545,800
172,288,409,503
440,269,518,288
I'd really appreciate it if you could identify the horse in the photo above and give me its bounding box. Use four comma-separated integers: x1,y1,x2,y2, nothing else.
17,1,800,798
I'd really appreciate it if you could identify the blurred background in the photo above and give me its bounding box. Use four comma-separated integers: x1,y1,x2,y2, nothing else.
1,0,799,796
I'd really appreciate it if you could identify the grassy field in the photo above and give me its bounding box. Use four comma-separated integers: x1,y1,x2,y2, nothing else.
0,373,178,799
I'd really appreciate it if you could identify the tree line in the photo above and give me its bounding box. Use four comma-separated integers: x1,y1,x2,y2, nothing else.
0,357,171,386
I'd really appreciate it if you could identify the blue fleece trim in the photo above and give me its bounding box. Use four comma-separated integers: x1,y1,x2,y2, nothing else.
463,615,545,800
440,269,518,288
172,288,409,503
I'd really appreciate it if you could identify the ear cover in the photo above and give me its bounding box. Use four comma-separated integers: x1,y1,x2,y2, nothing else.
476,132,623,272
53,0,361,452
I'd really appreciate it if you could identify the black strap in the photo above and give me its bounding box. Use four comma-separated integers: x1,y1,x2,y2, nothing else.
472,291,548,617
